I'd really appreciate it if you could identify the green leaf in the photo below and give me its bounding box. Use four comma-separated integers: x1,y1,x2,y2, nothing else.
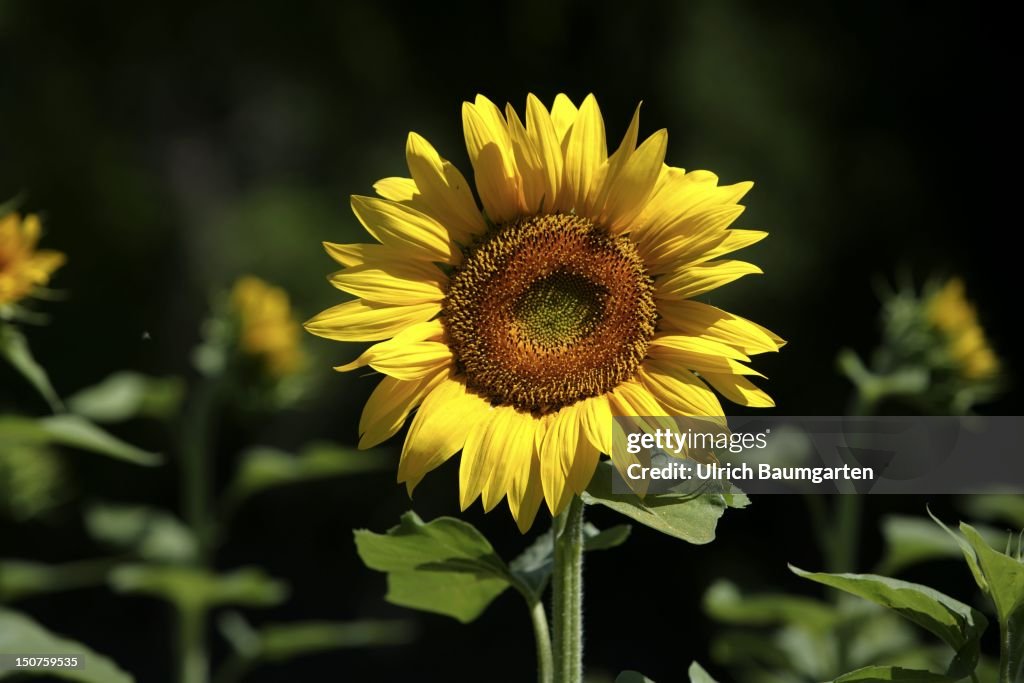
703,580,838,630
616,672,656,683
831,665,952,682
110,565,287,612
0,323,63,412
688,661,720,683
67,372,184,423
509,522,631,598
877,515,1007,575
790,566,987,675
37,415,162,465
218,611,414,665
85,503,197,563
0,607,134,682
353,511,512,623
0,559,113,602
225,442,391,507
0,414,161,466
582,462,742,544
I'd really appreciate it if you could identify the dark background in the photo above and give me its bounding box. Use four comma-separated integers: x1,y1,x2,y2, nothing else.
1,2,1017,681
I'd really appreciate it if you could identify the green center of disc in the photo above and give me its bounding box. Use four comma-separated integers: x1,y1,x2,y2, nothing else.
512,269,606,348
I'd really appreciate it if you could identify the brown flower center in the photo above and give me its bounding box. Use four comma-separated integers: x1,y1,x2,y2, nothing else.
443,213,656,414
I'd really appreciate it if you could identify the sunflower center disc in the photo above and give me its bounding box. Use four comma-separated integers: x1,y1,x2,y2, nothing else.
443,213,657,414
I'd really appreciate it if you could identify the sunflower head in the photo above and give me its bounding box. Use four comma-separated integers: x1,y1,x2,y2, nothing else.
0,212,65,310
926,278,999,381
307,93,782,531
230,276,306,379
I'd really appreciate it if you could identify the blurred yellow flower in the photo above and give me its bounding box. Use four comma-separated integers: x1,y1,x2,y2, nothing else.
0,213,65,307
307,94,783,531
927,278,999,380
231,276,305,378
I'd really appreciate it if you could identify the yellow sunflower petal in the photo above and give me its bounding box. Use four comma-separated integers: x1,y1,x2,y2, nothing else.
580,394,613,455
350,195,455,263
406,132,486,244
329,261,445,306
525,94,564,212
550,93,578,141
700,372,775,408
649,334,751,362
481,409,537,512
398,376,492,494
323,242,396,268
540,404,580,515
505,104,546,215
656,259,762,300
602,129,668,233
564,94,607,213
459,407,510,510
509,450,544,533
462,100,520,222
304,299,440,342
658,300,784,355
637,359,725,417
358,368,447,449
335,341,451,381
373,177,418,202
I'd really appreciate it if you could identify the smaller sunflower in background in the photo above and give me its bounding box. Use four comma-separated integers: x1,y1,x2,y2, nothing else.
231,276,306,379
0,212,65,312
926,278,999,382
840,275,1002,414
307,93,782,531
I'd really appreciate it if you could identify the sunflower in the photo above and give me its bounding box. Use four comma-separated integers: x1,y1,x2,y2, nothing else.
231,276,305,378
926,278,999,380
0,212,65,308
306,94,783,531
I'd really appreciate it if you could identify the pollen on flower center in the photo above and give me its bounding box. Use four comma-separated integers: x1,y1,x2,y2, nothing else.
443,213,657,414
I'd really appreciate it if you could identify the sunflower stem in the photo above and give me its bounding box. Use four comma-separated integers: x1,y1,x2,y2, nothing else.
552,495,584,683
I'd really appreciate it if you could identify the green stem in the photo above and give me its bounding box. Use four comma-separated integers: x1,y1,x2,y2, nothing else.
530,599,554,683
176,606,208,683
181,377,220,561
552,495,584,683
831,495,862,573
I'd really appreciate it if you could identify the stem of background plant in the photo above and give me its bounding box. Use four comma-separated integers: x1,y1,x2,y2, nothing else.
181,376,221,561
530,599,554,683
176,603,208,683
552,495,584,683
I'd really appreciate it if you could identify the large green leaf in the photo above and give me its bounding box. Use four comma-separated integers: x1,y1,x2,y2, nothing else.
110,565,287,612
225,443,391,507
790,566,987,676
0,324,62,412
0,415,161,466
67,372,184,423
583,462,747,544
831,665,952,682
85,503,197,563
703,579,837,630
0,607,133,682
936,517,1024,683
354,511,513,623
